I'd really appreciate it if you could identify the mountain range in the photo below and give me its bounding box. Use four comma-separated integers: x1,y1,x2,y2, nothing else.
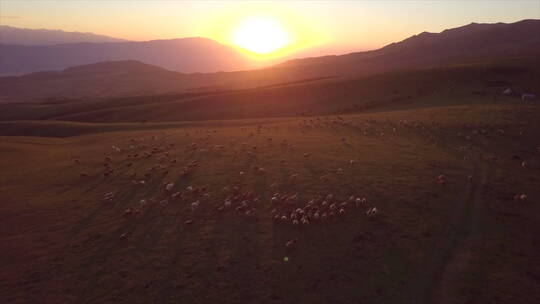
0,37,252,75
0,25,127,45
279,19,540,75
0,19,539,102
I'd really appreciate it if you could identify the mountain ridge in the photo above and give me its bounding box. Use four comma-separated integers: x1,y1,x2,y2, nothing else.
1,19,539,102
0,36,252,75
0,25,127,45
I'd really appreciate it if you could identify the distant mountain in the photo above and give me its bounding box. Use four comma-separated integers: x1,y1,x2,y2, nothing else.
0,25,127,45
1,19,539,102
0,60,305,101
279,19,540,75
0,37,252,75
0,61,205,101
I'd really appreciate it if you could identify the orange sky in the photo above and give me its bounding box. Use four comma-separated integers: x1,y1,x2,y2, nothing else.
1,1,539,60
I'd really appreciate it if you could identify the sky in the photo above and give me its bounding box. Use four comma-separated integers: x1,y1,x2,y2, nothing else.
1,0,539,58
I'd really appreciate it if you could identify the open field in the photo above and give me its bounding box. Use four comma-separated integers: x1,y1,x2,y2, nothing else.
2,102,540,304
2,10,540,304
1,57,539,123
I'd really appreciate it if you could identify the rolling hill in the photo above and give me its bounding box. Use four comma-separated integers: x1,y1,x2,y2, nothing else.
0,37,252,75
2,102,540,304
279,19,540,76
0,19,539,103
2,19,540,304
1,57,538,123
0,60,327,102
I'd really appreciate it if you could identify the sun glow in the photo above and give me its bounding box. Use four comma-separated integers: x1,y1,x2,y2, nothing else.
231,16,291,54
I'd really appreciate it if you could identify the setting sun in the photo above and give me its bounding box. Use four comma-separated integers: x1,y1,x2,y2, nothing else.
231,16,291,54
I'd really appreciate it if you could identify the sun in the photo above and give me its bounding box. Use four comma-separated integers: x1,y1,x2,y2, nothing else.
231,16,290,54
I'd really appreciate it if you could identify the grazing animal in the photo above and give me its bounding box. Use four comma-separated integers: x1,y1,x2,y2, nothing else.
522,93,536,102
437,174,447,185
366,207,378,217
191,201,200,212
503,88,514,96
286,238,298,248
103,192,115,202
321,212,328,221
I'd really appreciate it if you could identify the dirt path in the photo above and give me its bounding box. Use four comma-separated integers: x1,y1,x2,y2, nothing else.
405,163,489,304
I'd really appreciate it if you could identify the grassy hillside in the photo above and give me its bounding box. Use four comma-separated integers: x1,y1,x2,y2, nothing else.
1,57,539,123
280,19,540,76
1,103,540,303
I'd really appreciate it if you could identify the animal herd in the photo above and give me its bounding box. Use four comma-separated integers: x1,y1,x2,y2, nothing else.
72,113,535,248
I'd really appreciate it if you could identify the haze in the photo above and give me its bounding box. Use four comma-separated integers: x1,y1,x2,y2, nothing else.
1,1,540,304
2,0,539,59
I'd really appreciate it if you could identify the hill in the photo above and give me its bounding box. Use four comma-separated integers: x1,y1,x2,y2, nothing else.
1,21,540,303
0,60,329,102
0,37,252,75
279,19,540,76
1,19,539,102
0,61,202,101
1,57,538,123
0,25,127,45
1,103,539,303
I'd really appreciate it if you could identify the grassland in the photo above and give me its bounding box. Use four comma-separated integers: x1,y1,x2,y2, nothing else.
1,101,540,303
1,57,539,123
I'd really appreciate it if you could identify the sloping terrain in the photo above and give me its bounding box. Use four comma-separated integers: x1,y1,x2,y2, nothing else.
0,25,127,45
1,19,538,102
280,19,540,77
1,104,539,304
0,37,251,75
1,19,540,303
0,60,329,102
1,57,538,123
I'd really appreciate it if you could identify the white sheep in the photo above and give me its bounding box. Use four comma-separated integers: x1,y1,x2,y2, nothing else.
191,201,200,211
366,207,378,217
286,239,298,248
103,192,115,202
